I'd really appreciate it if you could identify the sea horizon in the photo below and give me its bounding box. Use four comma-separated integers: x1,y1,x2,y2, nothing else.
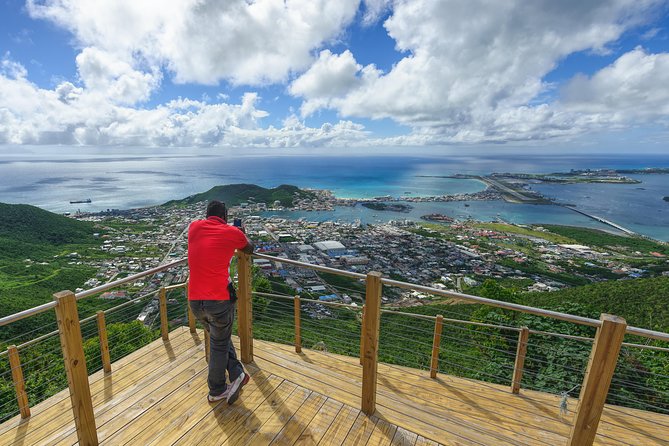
1,146,668,241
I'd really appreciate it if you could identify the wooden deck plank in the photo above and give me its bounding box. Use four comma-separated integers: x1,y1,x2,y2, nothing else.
261,339,571,442
319,405,359,446
144,372,278,446
234,385,311,445
251,338,545,445
391,427,418,446
0,327,197,438
366,418,397,446
218,380,300,446
170,372,288,446
2,332,668,446
292,398,343,446
48,336,206,445
269,392,327,446
341,412,378,446
414,435,440,446
0,328,199,446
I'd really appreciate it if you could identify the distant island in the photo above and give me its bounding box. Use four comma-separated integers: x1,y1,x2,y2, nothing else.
420,213,454,222
360,202,413,213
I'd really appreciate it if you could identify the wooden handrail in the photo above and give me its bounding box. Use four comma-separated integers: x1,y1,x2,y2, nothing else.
3,253,668,342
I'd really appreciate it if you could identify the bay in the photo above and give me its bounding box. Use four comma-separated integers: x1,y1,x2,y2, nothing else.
0,146,668,240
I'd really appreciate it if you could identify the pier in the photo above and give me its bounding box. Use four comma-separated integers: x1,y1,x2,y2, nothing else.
564,206,637,236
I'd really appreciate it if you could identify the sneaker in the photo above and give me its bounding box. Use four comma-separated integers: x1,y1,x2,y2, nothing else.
226,371,249,405
208,387,231,403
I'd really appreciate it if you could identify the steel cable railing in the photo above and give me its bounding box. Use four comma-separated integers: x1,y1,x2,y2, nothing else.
1,251,668,445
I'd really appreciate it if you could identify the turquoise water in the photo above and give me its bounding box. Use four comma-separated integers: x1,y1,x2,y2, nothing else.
261,201,623,235
0,146,668,240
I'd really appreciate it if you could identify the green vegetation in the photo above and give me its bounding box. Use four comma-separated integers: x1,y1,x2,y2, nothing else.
542,224,669,255
164,184,316,207
317,272,365,295
473,222,575,244
0,203,98,260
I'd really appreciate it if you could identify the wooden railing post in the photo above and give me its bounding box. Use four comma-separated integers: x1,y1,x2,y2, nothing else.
294,295,302,353
96,311,111,373
511,326,529,394
159,287,169,341
430,315,444,379
359,304,366,365
186,282,196,333
8,345,30,418
53,290,98,446
236,252,254,363
361,272,382,415
568,314,626,446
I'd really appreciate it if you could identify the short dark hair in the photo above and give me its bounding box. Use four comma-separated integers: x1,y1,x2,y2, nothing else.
206,200,227,220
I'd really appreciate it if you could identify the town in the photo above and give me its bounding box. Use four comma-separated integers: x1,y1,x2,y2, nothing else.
70,191,669,327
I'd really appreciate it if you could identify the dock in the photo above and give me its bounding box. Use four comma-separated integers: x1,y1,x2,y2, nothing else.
564,206,637,236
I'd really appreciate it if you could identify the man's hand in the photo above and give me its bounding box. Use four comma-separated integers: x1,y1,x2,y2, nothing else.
241,235,254,254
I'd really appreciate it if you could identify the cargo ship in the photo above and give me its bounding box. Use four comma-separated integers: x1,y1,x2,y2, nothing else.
69,198,92,204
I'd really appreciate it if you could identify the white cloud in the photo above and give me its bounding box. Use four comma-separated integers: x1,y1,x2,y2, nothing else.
0,56,367,147
361,0,392,26
289,50,368,116
561,47,669,120
27,0,361,86
4,0,668,147
290,0,666,143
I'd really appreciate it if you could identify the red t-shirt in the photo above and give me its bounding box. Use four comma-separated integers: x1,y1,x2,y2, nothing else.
187,216,248,300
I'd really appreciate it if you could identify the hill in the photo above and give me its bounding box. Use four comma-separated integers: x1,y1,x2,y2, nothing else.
0,203,97,259
520,276,669,332
164,184,316,207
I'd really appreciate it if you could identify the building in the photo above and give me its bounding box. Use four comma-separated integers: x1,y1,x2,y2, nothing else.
313,240,347,257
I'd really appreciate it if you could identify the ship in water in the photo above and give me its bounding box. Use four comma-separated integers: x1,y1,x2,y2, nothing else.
69,198,92,204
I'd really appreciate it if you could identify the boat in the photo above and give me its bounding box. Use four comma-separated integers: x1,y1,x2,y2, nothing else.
70,198,92,204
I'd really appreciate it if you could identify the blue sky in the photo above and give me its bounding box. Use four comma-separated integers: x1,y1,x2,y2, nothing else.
1,0,669,150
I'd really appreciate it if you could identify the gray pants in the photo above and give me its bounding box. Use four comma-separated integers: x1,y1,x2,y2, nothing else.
189,300,244,396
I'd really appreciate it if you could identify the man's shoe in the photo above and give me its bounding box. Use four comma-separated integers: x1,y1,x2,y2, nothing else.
226,372,248,405
208,387,231,403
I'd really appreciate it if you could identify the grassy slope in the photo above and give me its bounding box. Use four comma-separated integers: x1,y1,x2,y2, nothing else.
0,203,101,332
521,276,669,332
163,184,316,207
542,224,669,255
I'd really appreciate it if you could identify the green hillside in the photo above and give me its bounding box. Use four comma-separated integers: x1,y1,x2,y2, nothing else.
520,276,669,332
542,224,669,255
0,203,102,330
0,203,97,259
164,184,316,207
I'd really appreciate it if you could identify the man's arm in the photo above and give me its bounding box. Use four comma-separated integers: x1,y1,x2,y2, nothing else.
240,234,254,254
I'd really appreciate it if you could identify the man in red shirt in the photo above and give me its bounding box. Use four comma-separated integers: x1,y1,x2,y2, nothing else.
188,200,254,404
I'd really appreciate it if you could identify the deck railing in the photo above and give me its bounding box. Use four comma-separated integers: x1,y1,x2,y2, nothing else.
1,251,668,445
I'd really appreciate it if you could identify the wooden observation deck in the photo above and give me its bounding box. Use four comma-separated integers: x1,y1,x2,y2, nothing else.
2,326,667,446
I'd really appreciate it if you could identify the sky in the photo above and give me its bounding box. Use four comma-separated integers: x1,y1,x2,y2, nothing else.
1,0,669,151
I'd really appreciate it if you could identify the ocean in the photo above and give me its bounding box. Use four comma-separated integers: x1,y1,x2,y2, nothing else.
1,146,668,240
